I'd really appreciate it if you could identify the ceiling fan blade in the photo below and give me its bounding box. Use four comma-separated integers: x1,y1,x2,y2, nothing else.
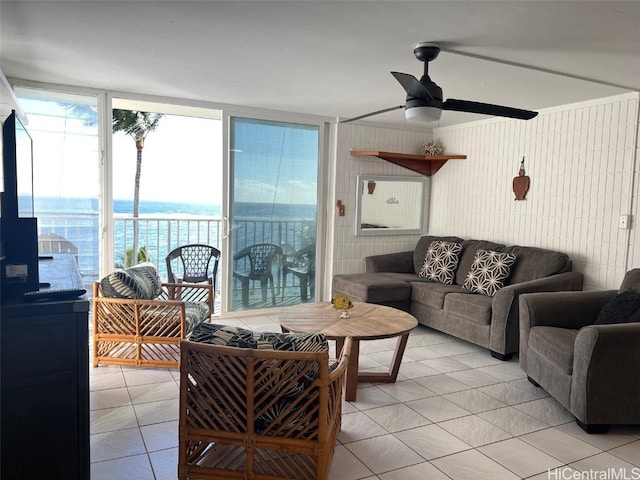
443,98,538,120
340,105,404,123
391,72,433,99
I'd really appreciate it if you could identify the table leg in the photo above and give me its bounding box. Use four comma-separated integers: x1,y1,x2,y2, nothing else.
357,332,410,384
344,339,360,402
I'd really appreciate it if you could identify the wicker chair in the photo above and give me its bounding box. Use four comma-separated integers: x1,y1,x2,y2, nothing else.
178,332,352,480
93,263,213,369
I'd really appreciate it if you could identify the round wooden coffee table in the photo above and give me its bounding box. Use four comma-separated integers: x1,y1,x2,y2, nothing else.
278,302,418,401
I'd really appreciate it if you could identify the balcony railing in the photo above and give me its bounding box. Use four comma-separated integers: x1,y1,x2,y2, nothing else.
37,214,316,300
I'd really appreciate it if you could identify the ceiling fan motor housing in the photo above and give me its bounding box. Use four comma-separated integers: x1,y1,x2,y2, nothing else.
413,42,441,62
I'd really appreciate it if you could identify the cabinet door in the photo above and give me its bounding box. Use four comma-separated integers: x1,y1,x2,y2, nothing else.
1,373,81,478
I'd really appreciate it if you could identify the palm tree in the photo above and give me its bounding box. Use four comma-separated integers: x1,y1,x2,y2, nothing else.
112,110,164,265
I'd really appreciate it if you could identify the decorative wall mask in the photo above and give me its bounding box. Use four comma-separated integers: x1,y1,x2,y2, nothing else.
513,157,530,201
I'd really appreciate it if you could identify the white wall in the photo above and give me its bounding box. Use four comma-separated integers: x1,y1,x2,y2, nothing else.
328,124,432,283
325,93,639,297
430,93,639,290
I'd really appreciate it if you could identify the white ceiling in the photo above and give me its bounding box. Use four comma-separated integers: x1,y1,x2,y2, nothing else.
1,1,638,129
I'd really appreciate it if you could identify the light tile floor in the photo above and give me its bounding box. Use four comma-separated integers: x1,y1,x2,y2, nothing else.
90,314,640,480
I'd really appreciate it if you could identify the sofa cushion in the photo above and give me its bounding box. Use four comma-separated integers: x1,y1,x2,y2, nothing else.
100,262,162,300
383,272,433,284
499,245,571,284
463,249,517,296
443,292,493,324
455,240,506,286
594,290,640,325
419,241,463,284
332,273,411,303
411,281,465,309
413,235,464,274
529,326,578,374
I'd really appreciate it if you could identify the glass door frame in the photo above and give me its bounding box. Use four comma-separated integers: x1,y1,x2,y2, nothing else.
219,108,330,316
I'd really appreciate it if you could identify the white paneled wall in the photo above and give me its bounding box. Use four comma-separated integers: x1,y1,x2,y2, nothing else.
329,124,432,280
431,93,639,289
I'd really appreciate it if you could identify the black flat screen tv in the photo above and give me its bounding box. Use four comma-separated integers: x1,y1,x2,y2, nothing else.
1,110,39,299
1,109,34,219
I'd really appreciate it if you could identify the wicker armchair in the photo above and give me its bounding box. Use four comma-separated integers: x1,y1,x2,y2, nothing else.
178,329,352,480
93,263,213,369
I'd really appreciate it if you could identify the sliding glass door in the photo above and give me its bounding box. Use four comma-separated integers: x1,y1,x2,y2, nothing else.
14,87,100,290
227,117,319,312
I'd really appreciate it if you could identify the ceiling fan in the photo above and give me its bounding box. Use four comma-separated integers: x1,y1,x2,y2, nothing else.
341,42,538,124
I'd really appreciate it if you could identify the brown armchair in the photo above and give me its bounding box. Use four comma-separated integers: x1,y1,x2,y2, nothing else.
519,269,640,433
178,326,351,480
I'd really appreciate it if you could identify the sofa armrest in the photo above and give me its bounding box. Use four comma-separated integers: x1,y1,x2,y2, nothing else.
571,323,640,424
489,271,584,357
365,251,414,273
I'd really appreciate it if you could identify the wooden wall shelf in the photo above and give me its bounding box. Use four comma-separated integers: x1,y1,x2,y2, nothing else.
351,150,466,177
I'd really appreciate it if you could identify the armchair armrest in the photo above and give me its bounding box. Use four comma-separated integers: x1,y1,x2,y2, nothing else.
365,251,414,273
160,281,214,310
571,323,640,424
329,337,352,383
489,271,584,356
520,289,616,330
518,288,616,371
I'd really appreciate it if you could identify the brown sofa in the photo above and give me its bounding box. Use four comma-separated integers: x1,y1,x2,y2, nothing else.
332,235,583,360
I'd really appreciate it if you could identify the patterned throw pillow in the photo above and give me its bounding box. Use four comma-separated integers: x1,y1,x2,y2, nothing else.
100,262,162,299
463,249,517,296
419,240,463,284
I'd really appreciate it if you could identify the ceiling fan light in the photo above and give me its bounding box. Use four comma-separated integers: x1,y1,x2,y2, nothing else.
405,106,442,123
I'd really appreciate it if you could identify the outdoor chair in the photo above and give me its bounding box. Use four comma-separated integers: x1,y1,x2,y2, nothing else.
519,268,640,433
178,324,352,480
282,243,315,302
166,243,220,310
38,232,78,255
93,262,213,369
233,243,282,307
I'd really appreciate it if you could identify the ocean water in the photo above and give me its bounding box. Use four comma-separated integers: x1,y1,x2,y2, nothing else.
31,196,316,219
28,196,316,282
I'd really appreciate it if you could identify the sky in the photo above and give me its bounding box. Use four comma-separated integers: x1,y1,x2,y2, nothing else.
13,91,319,208
112,114,222,205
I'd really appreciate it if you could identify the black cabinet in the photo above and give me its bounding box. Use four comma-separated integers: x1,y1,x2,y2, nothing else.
1,298,90,480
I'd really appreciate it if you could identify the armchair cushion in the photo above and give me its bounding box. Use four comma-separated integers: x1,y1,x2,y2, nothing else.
100,262,162,300
594,290,640,325
184,302,212,335
189,323,257,348
418,241,463,284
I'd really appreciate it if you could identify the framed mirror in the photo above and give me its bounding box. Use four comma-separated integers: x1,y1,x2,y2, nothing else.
355,175,426,235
